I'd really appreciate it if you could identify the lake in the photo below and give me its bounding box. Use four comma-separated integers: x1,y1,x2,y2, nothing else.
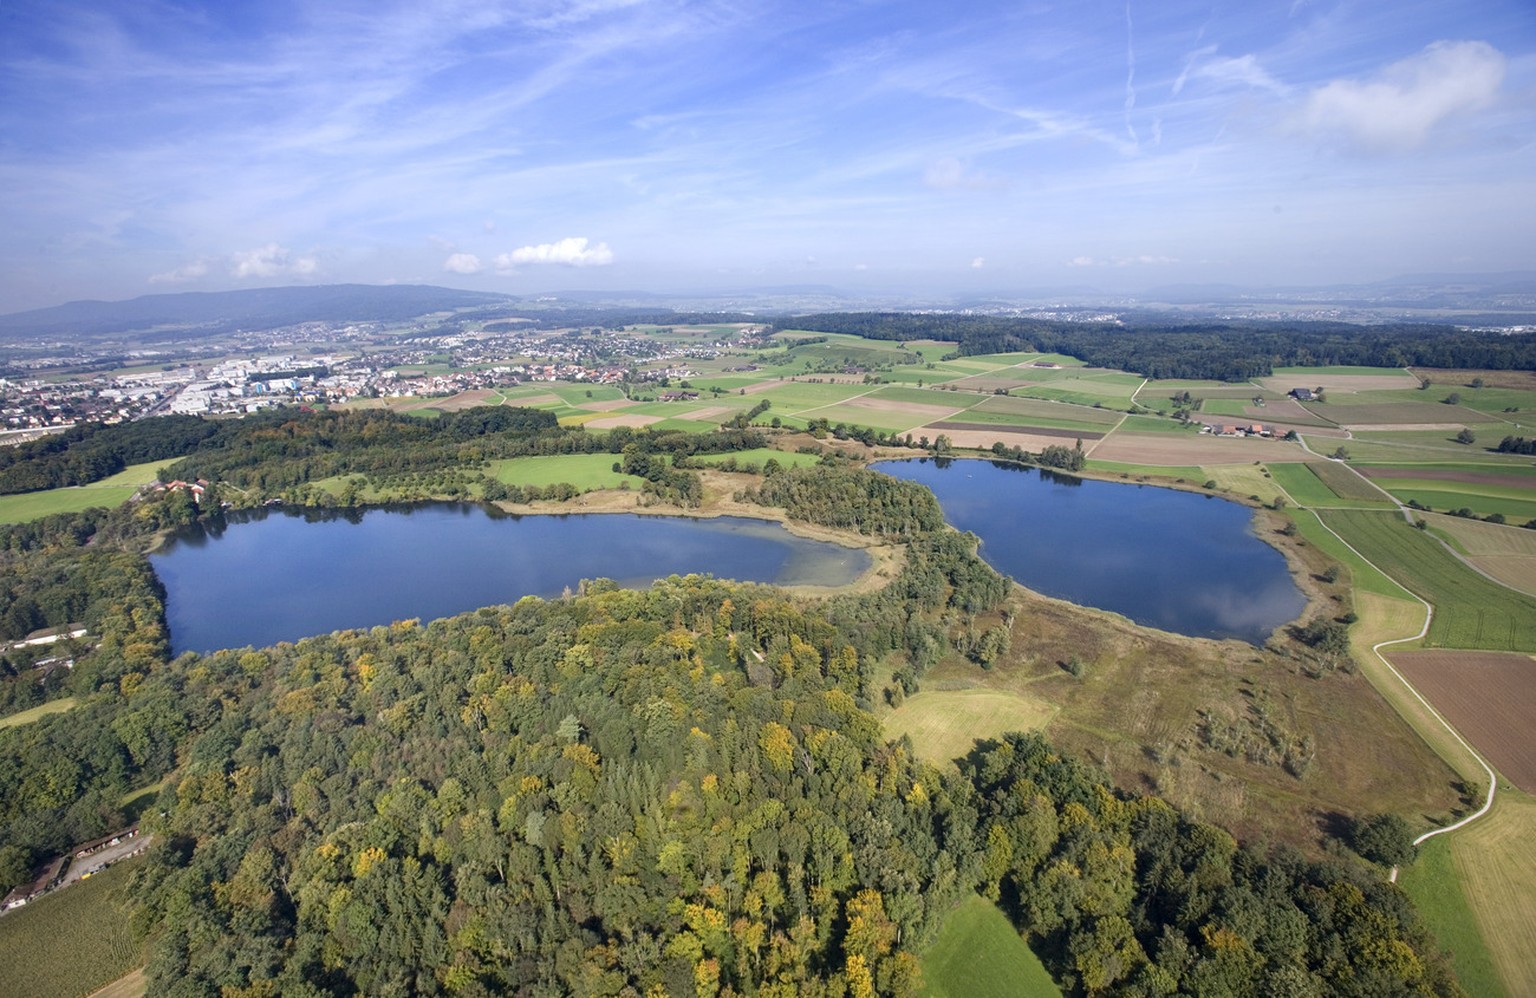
874,458,1305,643
152,504,871,655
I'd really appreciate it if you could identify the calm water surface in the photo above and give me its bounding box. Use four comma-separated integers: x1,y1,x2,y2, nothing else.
874,458,1304,643
153,504,869,655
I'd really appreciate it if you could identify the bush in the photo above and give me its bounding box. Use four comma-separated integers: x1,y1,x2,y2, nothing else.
1348,813,1417,867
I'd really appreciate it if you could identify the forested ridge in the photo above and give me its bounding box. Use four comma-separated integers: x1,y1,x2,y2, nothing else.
778,313,1536,381
0,411,1464,995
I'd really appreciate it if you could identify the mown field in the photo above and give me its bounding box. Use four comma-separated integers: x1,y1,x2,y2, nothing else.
1446,792,1536,997
920,895,1059,998
1397,836,1506,998
0,696,78,730
0,858,144,998
884,688,1058,764
1318,509,1536,651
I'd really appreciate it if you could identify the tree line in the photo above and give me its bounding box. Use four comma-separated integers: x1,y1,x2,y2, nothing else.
777,313,1536,381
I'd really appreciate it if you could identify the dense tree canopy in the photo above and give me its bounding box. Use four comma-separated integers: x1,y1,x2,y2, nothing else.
779,313,1536,381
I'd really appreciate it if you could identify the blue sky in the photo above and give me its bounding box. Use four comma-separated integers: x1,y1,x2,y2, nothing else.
2,0,1533,310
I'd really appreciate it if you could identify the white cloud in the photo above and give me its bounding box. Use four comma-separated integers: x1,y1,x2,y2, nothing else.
229,243,319,279
443,252,483,274
149,259,210,284
1068,256,1097,267
496,236,614,271
970,257,985,269
1296,40,1505,152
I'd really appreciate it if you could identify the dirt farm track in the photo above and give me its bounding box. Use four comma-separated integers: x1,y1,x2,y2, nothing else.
1388,650,1536,793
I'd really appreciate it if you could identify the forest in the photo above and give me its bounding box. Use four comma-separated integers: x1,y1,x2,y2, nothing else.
777,313,1536,381
0,410,1464,995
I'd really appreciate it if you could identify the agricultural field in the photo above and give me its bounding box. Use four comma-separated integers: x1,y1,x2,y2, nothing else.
1445,792,1536,997
920,895,1059,998
1267,461,1393,508
0,483,139,523
1202,463,1285,506
1388,650,1536,793
1397,836,1506,998
1422,513,1536,596
0,858,144,998
1317,509,1536,651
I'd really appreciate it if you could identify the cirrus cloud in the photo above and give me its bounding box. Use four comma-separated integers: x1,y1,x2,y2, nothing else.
1296,40,1506,152
496,237,614,272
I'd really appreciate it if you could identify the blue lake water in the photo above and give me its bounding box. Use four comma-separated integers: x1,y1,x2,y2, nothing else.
874,458,1305,643
152,504,870,655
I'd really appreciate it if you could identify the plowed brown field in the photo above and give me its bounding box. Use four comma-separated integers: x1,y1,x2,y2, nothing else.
1389,650,1536,793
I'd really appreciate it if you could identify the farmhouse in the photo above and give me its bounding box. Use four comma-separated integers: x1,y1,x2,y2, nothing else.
1289,387,1316,401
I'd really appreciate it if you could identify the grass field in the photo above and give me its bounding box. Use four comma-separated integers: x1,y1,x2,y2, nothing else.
483,454,644,490
1371,486,1536,522
1318,509,1536,651
884,689,1058,764
0,484,138,523
1268,462,1344,506
0,696,78,730
0,858,145,998
1086,461,1205,482
1307,459,1396,502
1447,791,1536,997
920,895,1059,998
1202,463,1284,505
1397,835,1506,998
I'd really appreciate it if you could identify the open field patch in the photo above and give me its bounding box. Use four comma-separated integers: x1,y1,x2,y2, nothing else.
1397,838,1504,998
0,484,138,524
884,688,1058,765
583,413,662,429
0,696,78,730
918,427,1099,453
1358,465,1536,490
920,895,1059,998
0,857,144,998
974,394,1123,424
1411,367,1536,392
1425,512,1536,557
1203,464,1284,505
577,398,640,412
484,454,643,491
1306,459,1396,502
1448,791,1536,997
1089,432,1304,465
1304,401,1493,425
929,421,1104,442
1318,509,1536,652
843,396,964,421
1260,369,1422,392
1388,650,1536,793
1375,488,1536,523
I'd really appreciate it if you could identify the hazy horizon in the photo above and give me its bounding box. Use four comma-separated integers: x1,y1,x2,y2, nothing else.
3,1,1533,312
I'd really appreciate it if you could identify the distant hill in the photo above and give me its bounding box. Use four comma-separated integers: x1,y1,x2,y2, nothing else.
0,284,516,341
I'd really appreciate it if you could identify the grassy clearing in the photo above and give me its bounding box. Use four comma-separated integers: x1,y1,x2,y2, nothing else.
484,454,644,490
688,448,823,469
1448,791,1536,997
884,688,1058,764
1268,462,1343,505
0,696,79,730
1319,509,1536,651
920,895,1059,998
1202,463,1284,505
1397,836,1506,998
1086,461,1205,482
0,858,145,998
0,485,137,523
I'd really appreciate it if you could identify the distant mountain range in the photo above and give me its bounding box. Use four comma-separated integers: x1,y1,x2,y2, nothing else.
0,284,515,341
2,272,1533,343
